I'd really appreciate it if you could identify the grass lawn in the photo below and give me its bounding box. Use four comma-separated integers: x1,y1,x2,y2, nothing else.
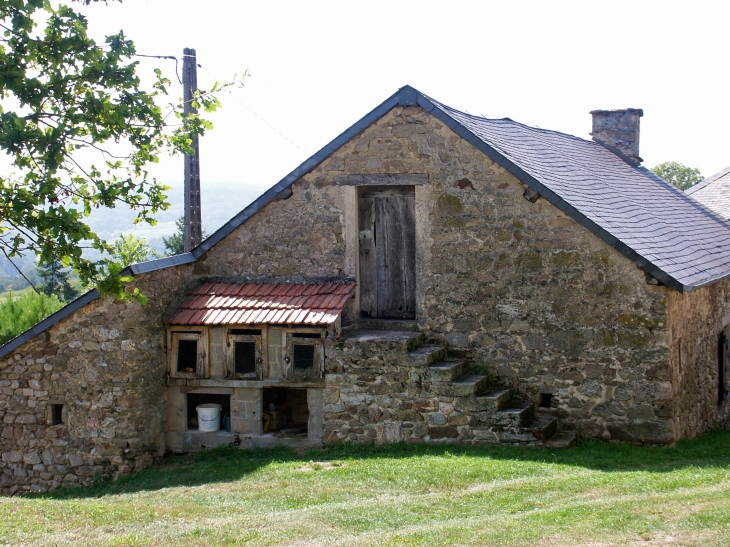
2,430,730,546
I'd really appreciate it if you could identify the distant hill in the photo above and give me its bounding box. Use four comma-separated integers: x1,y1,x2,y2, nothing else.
0,179,265,281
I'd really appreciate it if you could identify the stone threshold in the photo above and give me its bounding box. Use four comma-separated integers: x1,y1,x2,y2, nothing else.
167,377,325,389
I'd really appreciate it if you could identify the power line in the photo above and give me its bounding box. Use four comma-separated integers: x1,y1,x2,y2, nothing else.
198,65,309,155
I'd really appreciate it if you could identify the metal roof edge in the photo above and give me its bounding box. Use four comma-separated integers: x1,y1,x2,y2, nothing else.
128,253,196,275
192,87,410,257
0,289,101,360
683,270,730,293
416,93,687,293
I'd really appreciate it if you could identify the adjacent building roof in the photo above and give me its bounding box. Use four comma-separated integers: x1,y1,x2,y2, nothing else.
166,282,356,326
686,166,730,221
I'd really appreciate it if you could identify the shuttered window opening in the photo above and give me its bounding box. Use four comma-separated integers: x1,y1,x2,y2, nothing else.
235,341,257,376
177,339,198,373
227,330,263,380
285,330,324,381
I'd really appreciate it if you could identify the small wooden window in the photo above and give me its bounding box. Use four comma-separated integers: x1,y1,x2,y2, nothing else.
169,331,206,378
285,331,323,381
227,330,263,379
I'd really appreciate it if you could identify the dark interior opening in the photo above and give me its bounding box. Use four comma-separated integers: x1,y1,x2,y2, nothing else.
177,339,198,373
539,393,552,408
187,393,231,430
229,329,262,336
719,331,727,406
262,387,308,438
292,332,321,339
234,341,256,376
293,343,315,371
50,403,64,425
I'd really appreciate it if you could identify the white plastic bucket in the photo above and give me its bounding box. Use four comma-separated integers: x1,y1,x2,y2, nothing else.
196,404,222,432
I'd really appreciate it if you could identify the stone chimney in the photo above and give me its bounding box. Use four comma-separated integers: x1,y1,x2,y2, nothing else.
589,108,643,165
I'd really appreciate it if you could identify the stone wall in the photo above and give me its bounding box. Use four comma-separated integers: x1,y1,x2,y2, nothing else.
231,104,675,442
667,279,730,438
0,265,193,494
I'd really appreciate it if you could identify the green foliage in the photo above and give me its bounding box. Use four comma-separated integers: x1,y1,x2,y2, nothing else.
0,0,232,301
163,216,209,256
36,255,79,302
111,233,159,267
651,161,704,191
0,289,64,344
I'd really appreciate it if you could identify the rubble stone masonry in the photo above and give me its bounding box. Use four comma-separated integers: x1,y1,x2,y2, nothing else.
1,104,728,493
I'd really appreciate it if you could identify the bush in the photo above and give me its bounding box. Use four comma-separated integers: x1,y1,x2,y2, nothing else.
0,290,65,345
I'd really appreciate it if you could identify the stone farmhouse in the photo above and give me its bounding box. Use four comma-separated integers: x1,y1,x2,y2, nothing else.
2,85,730,494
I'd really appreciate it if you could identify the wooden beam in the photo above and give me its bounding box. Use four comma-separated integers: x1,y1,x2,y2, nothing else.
333,173,428,186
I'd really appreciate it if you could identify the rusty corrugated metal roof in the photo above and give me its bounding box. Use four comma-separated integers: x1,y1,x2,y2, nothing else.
166,282,355,326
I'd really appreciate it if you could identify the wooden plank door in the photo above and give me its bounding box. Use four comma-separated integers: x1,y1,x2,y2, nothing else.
359,186,416,319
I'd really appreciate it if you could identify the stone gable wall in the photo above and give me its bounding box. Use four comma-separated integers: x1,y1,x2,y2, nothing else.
668,280,730,438
215,105,674,443
0,264,193,494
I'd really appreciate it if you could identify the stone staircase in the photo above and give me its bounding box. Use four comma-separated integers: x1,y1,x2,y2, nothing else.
326,324,576,447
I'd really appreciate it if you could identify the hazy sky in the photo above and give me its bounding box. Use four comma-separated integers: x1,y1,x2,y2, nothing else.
73,0,730,220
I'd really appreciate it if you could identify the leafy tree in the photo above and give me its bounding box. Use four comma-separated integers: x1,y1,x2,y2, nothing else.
651,162,704,191
0,0,228,299
36,255,79,302
163,216,208,256
0,290,64,345
111,233,159,267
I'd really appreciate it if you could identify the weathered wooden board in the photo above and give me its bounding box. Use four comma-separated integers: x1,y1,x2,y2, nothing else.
335,173,428,186
359,187,416,319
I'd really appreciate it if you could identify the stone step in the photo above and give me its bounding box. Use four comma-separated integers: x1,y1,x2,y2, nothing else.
426,360,465,382
493,402,535,428
530,413,559,441
544,430,578,449
455,389,513,413
432,375,489,397
336,331,425,357
407,345,448,367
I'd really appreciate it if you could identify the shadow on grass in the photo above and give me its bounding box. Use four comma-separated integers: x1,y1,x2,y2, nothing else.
41,427,730,500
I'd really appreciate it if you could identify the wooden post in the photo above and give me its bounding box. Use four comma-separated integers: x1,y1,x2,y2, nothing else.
183,47,202,252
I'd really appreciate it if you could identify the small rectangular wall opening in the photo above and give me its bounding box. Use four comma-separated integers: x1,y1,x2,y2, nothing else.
539,393,552,408
50,404,64,425
719,330,727,406
262,387,308,438
187,393,231,431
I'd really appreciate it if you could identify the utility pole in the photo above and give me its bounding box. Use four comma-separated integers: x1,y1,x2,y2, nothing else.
183,47,202,252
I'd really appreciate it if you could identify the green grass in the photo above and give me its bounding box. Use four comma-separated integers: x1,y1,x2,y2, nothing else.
2,430,730,546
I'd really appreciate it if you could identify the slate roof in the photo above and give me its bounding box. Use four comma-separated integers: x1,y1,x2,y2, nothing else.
4,84,730,358
166,282,355,326
686,166,730,221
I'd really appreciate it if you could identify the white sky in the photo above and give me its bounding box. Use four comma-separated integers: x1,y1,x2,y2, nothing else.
36,0,730,236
